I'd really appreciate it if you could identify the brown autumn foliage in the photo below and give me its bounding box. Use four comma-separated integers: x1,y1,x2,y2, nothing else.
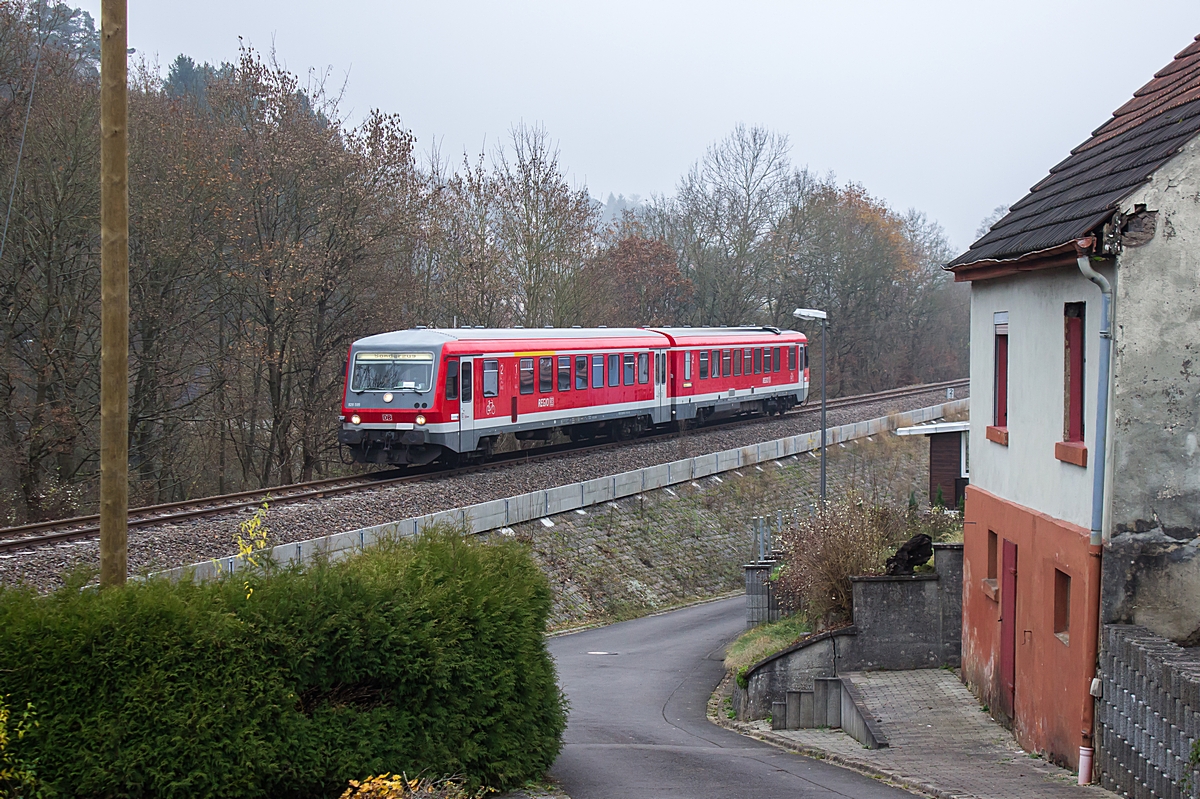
0,5,967,523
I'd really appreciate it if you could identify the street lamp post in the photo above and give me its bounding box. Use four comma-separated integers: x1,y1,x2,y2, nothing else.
793,308,828,502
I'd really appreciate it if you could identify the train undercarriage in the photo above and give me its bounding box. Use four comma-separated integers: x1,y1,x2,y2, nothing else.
339,394,798,468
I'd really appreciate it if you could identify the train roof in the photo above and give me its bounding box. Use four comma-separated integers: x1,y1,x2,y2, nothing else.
647,327,805,345
351,326,806,352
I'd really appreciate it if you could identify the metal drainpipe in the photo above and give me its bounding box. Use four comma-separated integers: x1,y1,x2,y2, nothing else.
1074,236,1112,785
1074,236,1113,548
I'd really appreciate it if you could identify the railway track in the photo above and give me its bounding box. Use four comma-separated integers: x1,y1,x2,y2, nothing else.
0,378,966,553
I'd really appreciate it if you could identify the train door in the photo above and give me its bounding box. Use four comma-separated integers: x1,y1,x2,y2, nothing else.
459,357,475,452
653,349,669,424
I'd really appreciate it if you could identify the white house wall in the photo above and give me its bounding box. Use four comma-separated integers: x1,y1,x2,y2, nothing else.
969,266,1112,529
1111,136,1200,537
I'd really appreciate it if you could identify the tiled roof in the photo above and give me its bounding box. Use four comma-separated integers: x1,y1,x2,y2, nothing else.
949,33,1200,268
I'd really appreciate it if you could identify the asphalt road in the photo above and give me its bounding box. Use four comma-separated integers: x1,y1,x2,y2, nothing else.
546,597,910,799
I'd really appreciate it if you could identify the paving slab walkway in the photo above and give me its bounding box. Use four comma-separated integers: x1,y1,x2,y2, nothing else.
718,668,1115,799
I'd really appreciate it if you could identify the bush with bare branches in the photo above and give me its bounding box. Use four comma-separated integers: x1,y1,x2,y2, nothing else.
774,495,908,629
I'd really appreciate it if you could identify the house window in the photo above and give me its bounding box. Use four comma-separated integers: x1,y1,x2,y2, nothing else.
591,355,604,389
482,359,499,397
444,360,459,400
538,356,554,393
1064,303,1085,442
987,531,998,582
684,351,693,381
519,358,534,394
575,355,588,390
994,312,1009,428
1054,569,1071,645
558,355,572,391
699,351,709,379
608,354,620,387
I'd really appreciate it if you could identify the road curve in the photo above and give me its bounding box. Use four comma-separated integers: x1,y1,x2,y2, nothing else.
547,597,910,799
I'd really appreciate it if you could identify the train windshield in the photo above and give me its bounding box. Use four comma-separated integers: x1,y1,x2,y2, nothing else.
351,352,434,392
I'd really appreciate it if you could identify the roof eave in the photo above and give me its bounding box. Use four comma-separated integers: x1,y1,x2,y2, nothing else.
945,241,1086,282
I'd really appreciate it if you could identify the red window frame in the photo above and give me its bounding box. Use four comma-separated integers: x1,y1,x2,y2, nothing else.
1065,305,1084,442
994,333,1008,427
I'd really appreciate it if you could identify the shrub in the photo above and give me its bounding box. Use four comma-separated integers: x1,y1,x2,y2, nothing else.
774,495,908,628
774,494,963,627
0,527,566,799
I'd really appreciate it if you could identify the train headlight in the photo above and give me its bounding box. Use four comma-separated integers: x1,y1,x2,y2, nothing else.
415,414,426,426
350,414,361,425
382,392,393,403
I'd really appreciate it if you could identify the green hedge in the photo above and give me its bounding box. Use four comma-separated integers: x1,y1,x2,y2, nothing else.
0,528,566,799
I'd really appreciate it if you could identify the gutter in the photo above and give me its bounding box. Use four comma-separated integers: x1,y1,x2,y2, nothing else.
1073,236,1112,784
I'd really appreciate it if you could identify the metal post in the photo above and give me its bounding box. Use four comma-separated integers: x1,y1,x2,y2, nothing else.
98,0,129,588
820,317,827,503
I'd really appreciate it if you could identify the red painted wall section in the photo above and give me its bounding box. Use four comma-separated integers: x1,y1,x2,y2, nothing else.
961,485,1101,769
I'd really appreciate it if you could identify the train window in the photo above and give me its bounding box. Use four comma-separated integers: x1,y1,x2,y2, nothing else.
754,348,762,374
482,359,499,397
711,350,719,378
576,356,588,390
461,363,473,402
592,355,604,388
788,346,797,371
638,352,649,384
623,354,635,385
558,356,572,391
732,349,741,376
684,351,693,381
722,350,731,377
539,356,554,393
519,358,534,394
444,360,459,400
763,348,772,373
608,354,620,387
699,351,709,379
773,347,782,372
801,345,808,371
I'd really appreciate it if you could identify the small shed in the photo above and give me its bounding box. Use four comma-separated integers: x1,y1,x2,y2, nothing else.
896,421,969,508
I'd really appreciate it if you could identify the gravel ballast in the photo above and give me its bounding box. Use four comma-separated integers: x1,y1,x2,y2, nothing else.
0,385,967,591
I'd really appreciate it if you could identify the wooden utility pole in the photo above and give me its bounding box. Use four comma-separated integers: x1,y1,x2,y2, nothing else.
98,0,128,588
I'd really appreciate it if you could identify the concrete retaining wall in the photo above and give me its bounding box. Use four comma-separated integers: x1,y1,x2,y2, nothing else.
1096,624,1200,798
158,399,968,582
736,543,964,722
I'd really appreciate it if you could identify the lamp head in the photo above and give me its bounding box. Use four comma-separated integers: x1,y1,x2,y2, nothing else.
792,307,827,321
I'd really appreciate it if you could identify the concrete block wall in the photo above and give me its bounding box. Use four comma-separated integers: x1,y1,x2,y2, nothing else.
156,399,968,583
1097,625,1200,798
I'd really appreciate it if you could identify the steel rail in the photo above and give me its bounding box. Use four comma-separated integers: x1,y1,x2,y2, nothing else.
0,378,966,553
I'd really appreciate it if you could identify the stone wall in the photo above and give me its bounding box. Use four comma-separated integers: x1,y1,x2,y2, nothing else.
1096,624,1200,798
735,544,964,721
491,434,935,630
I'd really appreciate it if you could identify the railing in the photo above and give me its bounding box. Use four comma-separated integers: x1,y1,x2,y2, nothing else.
156,398,970,582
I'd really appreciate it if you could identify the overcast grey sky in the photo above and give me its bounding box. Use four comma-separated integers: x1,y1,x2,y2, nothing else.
78,1,1200,254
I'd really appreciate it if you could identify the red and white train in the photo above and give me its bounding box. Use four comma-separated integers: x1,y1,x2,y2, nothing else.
338,326,810,466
